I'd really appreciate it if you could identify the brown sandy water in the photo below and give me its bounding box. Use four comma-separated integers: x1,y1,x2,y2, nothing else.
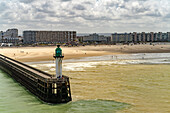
30,59,170,113
64,64,170,113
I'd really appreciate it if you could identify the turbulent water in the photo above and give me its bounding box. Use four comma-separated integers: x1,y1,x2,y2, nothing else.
1,53,170,113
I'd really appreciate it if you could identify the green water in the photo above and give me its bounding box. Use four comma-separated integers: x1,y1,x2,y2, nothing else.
1,61,170,112
0,70,129,113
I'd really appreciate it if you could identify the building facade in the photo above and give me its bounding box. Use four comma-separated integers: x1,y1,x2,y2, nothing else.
23,31,77,44
82,33,109,43
111,33,132,43
167,32,170,41
111,32,170,43
0,29,19,45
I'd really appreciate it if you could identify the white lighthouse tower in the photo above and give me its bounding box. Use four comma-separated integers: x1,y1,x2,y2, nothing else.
53,45,64,78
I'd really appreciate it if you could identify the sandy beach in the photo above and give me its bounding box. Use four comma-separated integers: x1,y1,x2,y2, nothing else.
1,44,170,62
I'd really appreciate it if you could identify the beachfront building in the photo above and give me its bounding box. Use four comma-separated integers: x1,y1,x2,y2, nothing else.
153,32,168,42
77,36,84,42
153,33,158,42
23,31,77,44
23,31,36,44
137,33,142,42
111,33,132,43
167,32,170,41
111,32,170,44
141,32,146,42
146,33,151,42
0,29,19,45
150,32,154,42
157,32,162,41
132,32,137,43
82,33,109,43
83,33,99,42
162,33,168,42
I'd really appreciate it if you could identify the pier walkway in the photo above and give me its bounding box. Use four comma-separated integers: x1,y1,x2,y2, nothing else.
0,54,51,79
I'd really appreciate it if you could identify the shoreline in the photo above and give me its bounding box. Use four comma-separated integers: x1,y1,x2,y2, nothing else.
1,45,170,62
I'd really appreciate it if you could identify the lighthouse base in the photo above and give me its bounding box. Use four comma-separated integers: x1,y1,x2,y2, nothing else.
55,57,63,78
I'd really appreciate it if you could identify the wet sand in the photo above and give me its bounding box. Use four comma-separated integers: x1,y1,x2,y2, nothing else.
1,44,170,62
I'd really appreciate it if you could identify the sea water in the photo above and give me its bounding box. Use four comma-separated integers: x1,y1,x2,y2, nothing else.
0,53,170,113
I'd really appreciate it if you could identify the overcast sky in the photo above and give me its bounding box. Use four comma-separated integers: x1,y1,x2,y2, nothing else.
0,0,170,34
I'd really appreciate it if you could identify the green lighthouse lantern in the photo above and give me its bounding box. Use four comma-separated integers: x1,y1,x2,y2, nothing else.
55,45,62,57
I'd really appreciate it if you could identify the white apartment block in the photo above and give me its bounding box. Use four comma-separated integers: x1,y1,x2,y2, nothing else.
0,29,19,44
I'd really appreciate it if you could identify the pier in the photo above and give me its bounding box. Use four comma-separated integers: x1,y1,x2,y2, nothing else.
0,54,72,103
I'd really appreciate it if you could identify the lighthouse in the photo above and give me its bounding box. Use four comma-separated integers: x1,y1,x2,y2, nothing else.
53,45,64,78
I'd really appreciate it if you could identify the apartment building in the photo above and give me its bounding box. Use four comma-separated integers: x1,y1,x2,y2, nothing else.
111,33,132,43
83,33,108,43
23,31,77,44
0,29,19,44
111,32,170,43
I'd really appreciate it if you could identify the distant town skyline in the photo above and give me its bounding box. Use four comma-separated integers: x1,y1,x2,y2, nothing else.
0,0,170,34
